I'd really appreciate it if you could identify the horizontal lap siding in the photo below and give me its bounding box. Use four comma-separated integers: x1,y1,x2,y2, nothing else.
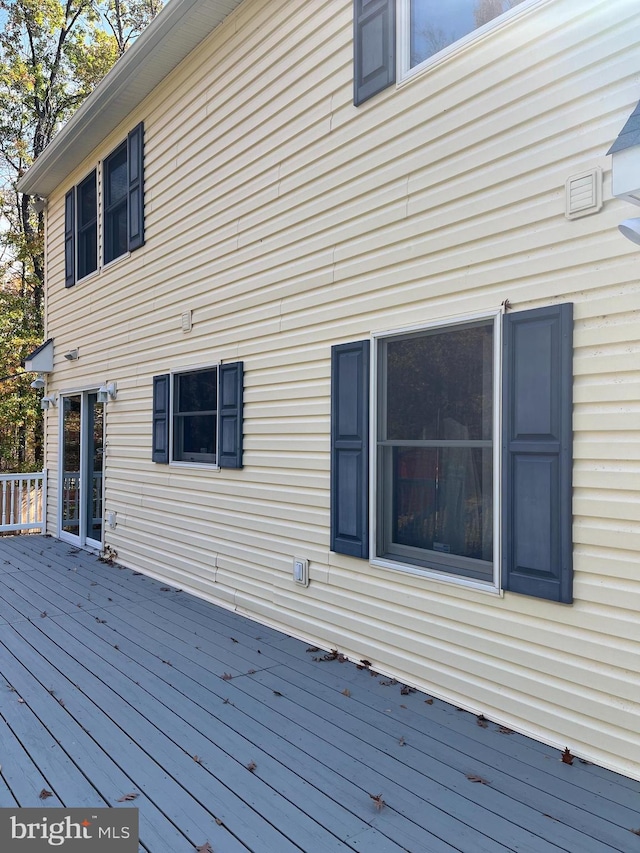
44,0,640,779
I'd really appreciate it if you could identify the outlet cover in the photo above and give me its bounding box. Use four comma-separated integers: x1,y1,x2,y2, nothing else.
293,558,309,587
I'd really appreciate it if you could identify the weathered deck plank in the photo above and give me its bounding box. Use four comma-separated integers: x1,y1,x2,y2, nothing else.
0,536,639,853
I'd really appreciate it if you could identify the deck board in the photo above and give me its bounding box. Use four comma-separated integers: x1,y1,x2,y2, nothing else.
0,536,639,853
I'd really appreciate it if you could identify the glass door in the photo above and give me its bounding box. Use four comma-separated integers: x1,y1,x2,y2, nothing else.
60,392,104,547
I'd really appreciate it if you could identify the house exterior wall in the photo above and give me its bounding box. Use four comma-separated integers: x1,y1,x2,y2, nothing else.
42,0,640,779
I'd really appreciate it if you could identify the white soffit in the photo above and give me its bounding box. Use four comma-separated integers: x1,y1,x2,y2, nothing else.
17,0,244,197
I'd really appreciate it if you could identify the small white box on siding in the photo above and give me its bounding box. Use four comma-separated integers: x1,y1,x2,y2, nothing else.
565,168,602,219
181,310,192,333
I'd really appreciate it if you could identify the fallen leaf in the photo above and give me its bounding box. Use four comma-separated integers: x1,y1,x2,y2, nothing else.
400,685,416,696
161,660,172,666
399,704,407,709
476,715,488,728
230,637,238,643
221,673,233,680
341,689,351,697
630,828,640,836
398,736,406,746
222,698,234,705
424,698,434,705
273,690,283,697
466,774,490,785
497,725,513,734
117,792,139,802
214,818,223,826
193,755,202,764
196,842,214,852
39,789,53,799
160,587,170,591
306,646,320,653
246,761,257,772
379,678,397,686
247,669,256,675
561,748,574,765
17,697,25,704
40,611,47,618
95,617,106,624
359,659,372,668
369,793,385,811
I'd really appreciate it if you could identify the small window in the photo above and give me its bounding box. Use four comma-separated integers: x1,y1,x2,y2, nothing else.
172,368,218,464
400,0,527,78
77,171,97,279
103,142,129,264
376,317,496,582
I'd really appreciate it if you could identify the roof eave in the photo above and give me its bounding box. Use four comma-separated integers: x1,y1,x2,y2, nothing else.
17,0,243,197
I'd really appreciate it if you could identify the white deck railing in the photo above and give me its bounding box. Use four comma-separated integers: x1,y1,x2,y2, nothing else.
0,472,47,534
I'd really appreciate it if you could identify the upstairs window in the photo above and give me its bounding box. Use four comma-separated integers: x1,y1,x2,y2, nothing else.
77,171,97,280
65,169,97,287
354,0,535,104
404,0,526,73
103,123,145,265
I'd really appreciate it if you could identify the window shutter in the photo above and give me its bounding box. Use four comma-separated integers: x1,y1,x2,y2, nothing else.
64,189,75,288
353,0,395,106
152,374,170,463
502,304,573,603
218,362,243,469
331,340,370,557
128,122,145,252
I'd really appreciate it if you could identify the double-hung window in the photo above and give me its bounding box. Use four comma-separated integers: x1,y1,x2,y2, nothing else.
103,142,128,264
331,304,573,603
152,363,244,469
65,170,98,287
376,317,496,583
172,368,218,464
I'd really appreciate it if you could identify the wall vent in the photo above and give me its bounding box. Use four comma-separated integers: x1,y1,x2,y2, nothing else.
565,168,602,219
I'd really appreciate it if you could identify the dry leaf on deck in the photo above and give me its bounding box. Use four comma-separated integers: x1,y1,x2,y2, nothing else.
39,789,53,799
117,792,139,802
561,747,574,765
369,793,385,811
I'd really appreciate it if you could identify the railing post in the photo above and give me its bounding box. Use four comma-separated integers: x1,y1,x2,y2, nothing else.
41,469,47,533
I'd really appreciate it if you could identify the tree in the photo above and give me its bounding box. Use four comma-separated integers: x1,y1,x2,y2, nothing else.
0,0,162,470
99,0,163,56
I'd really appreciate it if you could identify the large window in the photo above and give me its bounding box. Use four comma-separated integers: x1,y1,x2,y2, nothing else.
172,368,218,464
376,317,496,581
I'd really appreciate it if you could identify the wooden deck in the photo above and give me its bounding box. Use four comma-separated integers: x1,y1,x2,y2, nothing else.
0,535,638,853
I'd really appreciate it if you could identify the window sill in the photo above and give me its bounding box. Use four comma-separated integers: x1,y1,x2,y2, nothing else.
169,461,220,472
76,270,99,286
102,250,131,273
369,556,501,596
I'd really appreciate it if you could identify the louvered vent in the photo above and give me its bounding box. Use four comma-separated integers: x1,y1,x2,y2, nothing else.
565,168,602,219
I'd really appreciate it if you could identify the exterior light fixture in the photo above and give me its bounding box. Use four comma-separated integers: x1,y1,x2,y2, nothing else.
40,395,57,410
64,349,79,361
30,374,45,390
97,382,117,403
618,218,640,245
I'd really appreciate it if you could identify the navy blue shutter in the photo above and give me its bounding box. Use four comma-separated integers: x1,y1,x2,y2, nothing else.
218,362,243,469
331,340,370,557
354,0,395,106
64,189,75,288
128,122,144,252
152,374,170,463
502,304,573,603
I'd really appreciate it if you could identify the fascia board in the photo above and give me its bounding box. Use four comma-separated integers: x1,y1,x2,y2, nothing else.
17,0,243,197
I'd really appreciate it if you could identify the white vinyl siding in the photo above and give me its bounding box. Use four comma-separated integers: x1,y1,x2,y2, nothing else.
41,0,640,781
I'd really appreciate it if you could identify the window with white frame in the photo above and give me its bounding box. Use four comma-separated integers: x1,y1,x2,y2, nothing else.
401,0,527,75
172,367,218,464
375,316,496,582
353,0,534,105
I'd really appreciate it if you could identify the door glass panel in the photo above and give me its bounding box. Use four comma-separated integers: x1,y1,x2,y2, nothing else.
86,393,104,543
62,395,81,534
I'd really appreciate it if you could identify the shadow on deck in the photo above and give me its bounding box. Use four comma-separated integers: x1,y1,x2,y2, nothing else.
0,535,638,852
